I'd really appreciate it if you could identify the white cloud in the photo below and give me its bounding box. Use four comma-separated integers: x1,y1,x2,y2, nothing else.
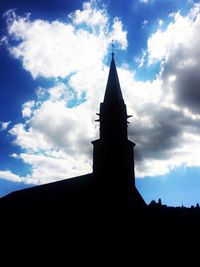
140,0,149,3
22,101,35,118
0,170,22,182
111,18,127,50
147,4,200,113
69,0,108,31
16,153,91,184
158,19,163,27
10,122,52,152
147,5,200,64
142,20,148,28
5,1,127,79
135,49,147,67
0,121,11,131
3,1,200,185
0,170,35,184
8,18,105,78
132,3,200,176
8,80,99,183
2,1,127,185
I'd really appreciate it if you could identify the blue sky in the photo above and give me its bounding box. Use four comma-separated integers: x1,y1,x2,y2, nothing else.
1,0,200,207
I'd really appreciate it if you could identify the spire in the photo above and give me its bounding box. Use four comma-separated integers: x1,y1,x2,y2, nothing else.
103,49,124,104
92,49,137,188
92,48,146,208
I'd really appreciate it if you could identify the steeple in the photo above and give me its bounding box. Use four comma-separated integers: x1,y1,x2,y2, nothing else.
103,53,124,105
98,53,130,143
92,53,136,187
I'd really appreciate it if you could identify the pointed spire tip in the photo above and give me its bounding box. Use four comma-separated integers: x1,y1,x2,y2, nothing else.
111,40,115,58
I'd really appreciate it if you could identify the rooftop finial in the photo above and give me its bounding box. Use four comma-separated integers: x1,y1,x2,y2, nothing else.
111,39,114,58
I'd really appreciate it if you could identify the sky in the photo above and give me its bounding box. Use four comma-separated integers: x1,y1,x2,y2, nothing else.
1,0,200,207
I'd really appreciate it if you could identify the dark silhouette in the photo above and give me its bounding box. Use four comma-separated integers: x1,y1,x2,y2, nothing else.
1,52,200,256
92,52,146,209
158,198,162,205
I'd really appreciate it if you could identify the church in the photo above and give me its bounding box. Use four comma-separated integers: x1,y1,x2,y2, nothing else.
1,52,199,261
0,52,146,222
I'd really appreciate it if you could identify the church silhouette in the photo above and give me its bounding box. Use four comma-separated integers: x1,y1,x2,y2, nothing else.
0,52,146,214
1,53,200,256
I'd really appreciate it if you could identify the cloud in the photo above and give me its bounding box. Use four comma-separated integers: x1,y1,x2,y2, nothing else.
0,170,35,184
12,153,91,184
135,49,147,67
22,101,35,118
2,1,200,185
139,0,150,3
4,1,127,79
158,19,163,27
142,20,148,28
130,105,200,177
111,18,127,50
2,1,119,184
147,4,200,64
69,0,108,30
132,3,200,176
8,82,99,184
147,3,200,114
0,170,22,182
8,70,107,184
0,121,11,131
